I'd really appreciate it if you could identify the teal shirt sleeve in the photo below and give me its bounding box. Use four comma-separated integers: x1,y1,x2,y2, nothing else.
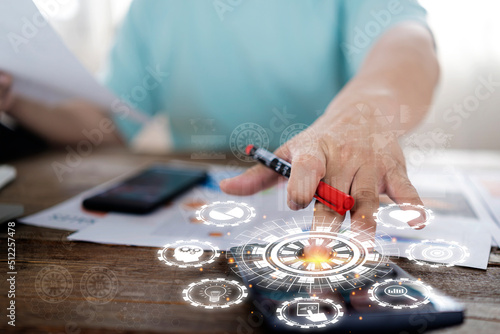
102,0,156,144
340,0,429,79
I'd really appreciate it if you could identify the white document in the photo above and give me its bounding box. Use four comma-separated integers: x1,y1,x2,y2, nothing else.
67,165,314,249
20,162,493,270
466,171,500,245
65,168,492,269
0,0,147,123
18,165,149,231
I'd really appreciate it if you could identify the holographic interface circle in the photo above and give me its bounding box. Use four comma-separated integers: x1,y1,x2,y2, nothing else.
230,122,270,162
406,239,470,268
182,278,248,309
158,240,220,268
368,278,432,309
276,297,344,329
80,267,119,304
196,201,256,227
35,265,73,303
279,123,316,161
231,218,396,292
374,203,434,230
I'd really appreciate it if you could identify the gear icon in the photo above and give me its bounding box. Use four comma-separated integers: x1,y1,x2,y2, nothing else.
373,203,434,230
158,240,220,268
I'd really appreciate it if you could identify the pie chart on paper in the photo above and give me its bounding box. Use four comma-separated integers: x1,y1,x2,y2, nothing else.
196,201,256,227
209,207,245,221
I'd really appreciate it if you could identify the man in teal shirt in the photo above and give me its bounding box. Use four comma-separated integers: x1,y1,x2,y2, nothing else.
1,0,439,237
104,0,429,150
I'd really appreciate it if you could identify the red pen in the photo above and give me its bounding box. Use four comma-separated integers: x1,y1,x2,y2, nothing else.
245,145,355,215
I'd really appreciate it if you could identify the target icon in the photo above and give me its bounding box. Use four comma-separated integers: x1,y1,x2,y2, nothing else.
406,239,470,268
229,217,398,292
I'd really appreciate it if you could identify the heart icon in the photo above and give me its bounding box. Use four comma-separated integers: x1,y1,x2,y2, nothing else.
389,210,421,223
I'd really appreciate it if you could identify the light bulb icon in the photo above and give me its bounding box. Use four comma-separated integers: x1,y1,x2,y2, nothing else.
205,286,227,303
183,278,248,309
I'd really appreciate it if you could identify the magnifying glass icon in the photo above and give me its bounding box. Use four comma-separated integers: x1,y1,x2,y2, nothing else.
384,285,417,301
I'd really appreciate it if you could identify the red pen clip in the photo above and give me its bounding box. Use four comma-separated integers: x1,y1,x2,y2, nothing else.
314,181,355,216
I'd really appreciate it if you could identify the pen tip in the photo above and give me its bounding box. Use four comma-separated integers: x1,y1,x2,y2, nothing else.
245,144,254,156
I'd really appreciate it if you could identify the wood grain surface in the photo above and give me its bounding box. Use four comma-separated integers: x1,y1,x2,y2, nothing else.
1,148,499,333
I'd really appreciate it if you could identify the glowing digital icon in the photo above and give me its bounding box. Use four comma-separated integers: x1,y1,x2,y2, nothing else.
406,239,470,268
35,265,73,303
209,206,245,220
80,267,118,305
389,209,421,224
384,285,417,301
374,203,434,230
182,278,248,309
368,278,432,309
158,240,219,268
297,302,319,316
276,297,344,328
206,286,226,302
196,201,256,227
296,302,329,322
173,245,203,263
279,123,317,161
230,218,397,292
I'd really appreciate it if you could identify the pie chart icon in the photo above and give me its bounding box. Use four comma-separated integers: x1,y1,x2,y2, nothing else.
209,207,245,221
197,201,256,227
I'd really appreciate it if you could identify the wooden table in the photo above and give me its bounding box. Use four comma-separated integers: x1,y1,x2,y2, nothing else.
1,148,500,333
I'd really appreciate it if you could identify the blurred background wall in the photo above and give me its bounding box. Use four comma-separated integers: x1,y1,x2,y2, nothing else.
35,0,500,150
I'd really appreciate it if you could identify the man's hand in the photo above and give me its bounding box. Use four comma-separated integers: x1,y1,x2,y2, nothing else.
220,23,439,240
0,70,122,145
221,92,424,239
0,71,14,111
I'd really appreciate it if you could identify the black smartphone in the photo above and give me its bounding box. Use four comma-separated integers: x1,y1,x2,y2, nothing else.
82,165,207,214
229,246,464,334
